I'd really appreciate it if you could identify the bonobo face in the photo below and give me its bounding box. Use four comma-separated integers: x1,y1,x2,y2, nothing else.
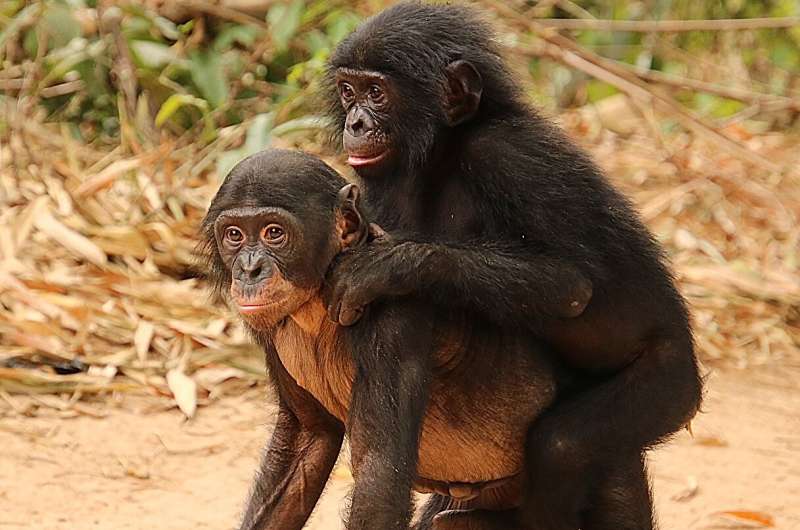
214,207,320,329
336,68,397,172
202,149,368,331
333,61,482,178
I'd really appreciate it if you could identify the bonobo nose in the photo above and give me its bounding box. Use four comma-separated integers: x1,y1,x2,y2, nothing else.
346,108,373,138
347,118,364,137
233,253,272,285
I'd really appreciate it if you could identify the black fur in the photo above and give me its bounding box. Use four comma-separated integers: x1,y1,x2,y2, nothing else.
324,3,704,529
202,149,562,530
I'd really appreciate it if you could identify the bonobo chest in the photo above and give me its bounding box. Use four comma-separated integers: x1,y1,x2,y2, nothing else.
424,177,482,237
271,298,557,494
371,177,481,237
272,299,353,421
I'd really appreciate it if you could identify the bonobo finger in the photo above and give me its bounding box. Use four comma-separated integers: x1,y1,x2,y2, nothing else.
561,277,593,318
339,306,364,326
337,288,366,325
368,222,391,242
325,283,346,324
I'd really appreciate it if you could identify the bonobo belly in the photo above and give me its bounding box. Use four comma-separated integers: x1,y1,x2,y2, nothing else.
273,310,556,502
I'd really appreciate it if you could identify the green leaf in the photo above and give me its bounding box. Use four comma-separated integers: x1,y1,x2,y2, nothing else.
43,3,81,49
130,40,177,69
189,50,228,108
271,115,327,136
268,0,304,51
586,80,619,103
770,42,799,70
217,113,274,178
155,94,208,127
244,112,275,153
217,151,244,180
153,16,180,40
22,27,39,57
214,24,260,51
326,11,361,43
0,4,38,51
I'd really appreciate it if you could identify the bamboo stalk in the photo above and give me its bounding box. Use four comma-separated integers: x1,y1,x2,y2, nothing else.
537,16,800,32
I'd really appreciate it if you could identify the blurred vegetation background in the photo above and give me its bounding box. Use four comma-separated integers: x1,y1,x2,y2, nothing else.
1,1,798,413
4,1,800,152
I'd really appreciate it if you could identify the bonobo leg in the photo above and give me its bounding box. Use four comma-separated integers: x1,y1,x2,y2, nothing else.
415,495,529,530
519,335,701,530
431,510,526,530
343,300,436,530
582,453,655,530
414,495,452,530
239,340,344,530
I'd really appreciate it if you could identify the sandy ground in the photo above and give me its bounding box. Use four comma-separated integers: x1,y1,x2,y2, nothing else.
1,367,798,530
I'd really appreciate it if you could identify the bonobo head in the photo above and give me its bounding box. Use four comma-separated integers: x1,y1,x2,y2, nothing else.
325,2,523,176
201,149,367,330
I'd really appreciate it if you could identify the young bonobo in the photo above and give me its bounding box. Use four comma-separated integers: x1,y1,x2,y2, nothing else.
323,3,704,529
202,149,559,530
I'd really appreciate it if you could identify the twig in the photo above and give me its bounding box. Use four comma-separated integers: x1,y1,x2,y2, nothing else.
622,65,800,110
98,4,138,124
523,0,559,18
172,35,272,153
172,0,269,30
488,2,783,173
552,0,595,21
542,45,781,172
536,16,800,32
2,102,104,163
40,80,85,98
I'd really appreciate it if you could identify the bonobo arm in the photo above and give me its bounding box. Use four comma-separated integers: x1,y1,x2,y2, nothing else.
344,300,434,530
239,340,344,530
325,238,593,327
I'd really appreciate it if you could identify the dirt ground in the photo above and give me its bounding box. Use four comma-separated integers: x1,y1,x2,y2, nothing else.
1,367,798,530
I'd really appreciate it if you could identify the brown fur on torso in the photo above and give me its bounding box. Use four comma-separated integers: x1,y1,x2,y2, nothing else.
273,297,556,496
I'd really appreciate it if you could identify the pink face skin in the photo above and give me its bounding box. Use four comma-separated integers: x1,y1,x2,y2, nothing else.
347,151,389,167
336,68,395,171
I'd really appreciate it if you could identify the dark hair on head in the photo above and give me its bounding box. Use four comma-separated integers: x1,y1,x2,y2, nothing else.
323,2,526,170
198,148,346,299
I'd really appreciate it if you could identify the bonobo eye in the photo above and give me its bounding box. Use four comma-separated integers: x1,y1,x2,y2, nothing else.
261,224,287,246
224,226,244,246
339,82,355,103
368,85,385,104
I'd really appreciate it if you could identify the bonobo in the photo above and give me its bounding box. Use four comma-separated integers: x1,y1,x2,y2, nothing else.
202,149,559,530
323,3,703,529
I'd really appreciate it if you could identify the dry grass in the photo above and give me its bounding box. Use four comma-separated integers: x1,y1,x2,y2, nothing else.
0,91,798,417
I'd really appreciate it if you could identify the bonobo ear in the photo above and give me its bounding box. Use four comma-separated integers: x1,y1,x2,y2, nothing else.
335,183,367,249
444,60,482,126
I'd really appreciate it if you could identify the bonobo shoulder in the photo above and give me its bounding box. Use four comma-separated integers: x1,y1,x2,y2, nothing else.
459,121,523,170
460,116,611,198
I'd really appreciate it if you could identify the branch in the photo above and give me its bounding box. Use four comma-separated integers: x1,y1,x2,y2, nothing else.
487,2,783,173
171,0,269,29
536,16,800,32
98,5,138,121
620,64,800,111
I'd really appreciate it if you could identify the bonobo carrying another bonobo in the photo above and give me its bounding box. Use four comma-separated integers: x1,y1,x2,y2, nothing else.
202,149,561,530
323,2,704,530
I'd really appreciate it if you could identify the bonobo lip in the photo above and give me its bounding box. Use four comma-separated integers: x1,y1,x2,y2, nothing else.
237,301,280,314
346,149,389,167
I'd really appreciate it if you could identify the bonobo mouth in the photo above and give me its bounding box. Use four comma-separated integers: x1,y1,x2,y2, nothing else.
237,302,280,315
346,149,389,167
343,135,391,168
232,290,285,316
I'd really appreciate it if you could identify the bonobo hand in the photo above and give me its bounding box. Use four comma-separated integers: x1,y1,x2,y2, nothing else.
561,274,593,318
324,235,412,326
